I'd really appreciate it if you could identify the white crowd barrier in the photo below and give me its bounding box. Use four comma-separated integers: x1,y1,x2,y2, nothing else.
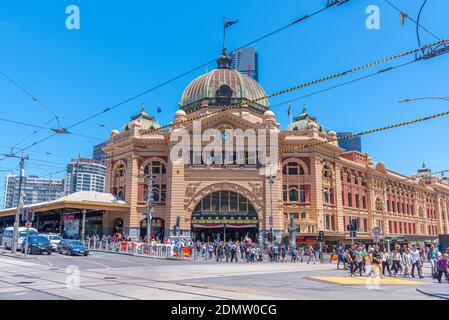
86,239,195,260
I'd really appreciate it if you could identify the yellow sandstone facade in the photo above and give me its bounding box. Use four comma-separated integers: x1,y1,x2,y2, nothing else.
101,52,449,245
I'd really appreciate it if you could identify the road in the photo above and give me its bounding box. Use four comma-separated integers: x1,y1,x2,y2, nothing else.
0,251,441,300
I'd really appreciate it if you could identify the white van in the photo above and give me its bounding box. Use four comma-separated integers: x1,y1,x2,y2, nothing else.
1,227,39,251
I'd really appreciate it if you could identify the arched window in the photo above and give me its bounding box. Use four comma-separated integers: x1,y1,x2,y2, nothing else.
193,191,256,215
216,84,233,98
144,161,166,175
323,165,332,178
289,186,299,202
283,162,305,175
115,164,125,177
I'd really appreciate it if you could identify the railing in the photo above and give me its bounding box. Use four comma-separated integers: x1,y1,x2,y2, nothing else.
86,239,194,260
86,239,334,263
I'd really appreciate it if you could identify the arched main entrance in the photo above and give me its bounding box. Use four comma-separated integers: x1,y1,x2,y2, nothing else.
191,190,259,242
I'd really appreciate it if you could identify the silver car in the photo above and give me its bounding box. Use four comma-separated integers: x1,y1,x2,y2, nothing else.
41,234,63,251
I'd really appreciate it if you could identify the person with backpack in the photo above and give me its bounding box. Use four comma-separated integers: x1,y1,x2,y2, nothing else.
436,253,449,283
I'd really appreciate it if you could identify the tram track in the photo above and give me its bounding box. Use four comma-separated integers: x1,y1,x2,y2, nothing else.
0,256,236,300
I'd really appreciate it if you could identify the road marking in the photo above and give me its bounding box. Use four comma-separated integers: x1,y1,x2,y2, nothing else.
37,257,53,267
306,276,424,285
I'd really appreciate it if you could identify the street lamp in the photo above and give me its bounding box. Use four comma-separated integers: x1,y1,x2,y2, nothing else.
267,168,276,244
399,96,449,103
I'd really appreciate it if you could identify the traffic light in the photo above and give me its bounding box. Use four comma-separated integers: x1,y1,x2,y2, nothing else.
318,230,325,242
176,215,180,228
21,207,34,222
351,219,357,231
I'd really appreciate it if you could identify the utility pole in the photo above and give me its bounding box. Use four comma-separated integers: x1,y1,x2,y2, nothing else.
10,154,28,253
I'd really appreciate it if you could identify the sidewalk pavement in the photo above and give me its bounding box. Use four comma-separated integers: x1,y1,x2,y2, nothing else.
0,248,36,260
417,283,449,300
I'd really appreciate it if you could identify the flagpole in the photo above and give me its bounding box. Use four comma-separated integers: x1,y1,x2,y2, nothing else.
223,17,226,51
289,104,293,128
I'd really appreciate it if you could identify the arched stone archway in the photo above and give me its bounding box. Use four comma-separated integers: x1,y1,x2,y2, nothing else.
186,183,264,242
186,182,263,220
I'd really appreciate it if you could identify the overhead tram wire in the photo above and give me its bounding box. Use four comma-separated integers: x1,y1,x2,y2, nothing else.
9,37,449,157
0,71,59,118
0,117,104,141
0,2,350,158
269,60,417,109
11,117,57,150
140,37,449,135
276,109,449,156
383,0,441,42
62,2,349,132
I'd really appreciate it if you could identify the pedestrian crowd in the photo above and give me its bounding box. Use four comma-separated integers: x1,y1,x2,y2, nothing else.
335,242,449,283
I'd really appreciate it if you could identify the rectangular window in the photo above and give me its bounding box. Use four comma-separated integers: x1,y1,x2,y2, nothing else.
355,194,360,208
347,193,352,207
283,185,287,202
325,215,331,230
300,185,306,203
362,195,366,209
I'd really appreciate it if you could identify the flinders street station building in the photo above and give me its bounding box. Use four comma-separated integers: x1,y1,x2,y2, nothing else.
1,50,449,247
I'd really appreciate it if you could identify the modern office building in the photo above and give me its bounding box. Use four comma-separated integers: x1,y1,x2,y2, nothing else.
93,141,108,164
3,175,64,209
337,132,362,152
230,47,259,81
64,158,107,195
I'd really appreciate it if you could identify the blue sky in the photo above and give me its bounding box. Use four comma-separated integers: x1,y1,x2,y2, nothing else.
0,0,448,194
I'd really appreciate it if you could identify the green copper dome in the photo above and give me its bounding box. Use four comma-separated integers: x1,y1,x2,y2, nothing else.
286,107,326,133
122,104,160,132
179,68,269,114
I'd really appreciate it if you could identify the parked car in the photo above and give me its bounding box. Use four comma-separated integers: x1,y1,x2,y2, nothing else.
2,227,38,251
21,235,52,255
41,234,63,251
58,240,89,256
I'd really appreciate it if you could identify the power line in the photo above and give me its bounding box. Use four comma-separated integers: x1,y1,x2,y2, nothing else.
279,110,449,155
384,0,440,41
62,2,349,131
270,60,417,109
141,38,449,135
0,71,59,118
0,117,104,141
11,117,57,150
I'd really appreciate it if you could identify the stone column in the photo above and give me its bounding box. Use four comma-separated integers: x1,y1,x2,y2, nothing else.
334,164,345,234
126,154,140,239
